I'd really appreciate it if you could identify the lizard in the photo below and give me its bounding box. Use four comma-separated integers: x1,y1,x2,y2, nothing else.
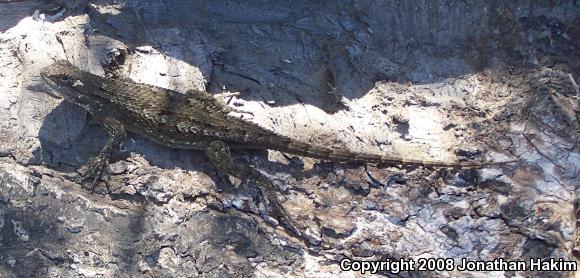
40,60,517,235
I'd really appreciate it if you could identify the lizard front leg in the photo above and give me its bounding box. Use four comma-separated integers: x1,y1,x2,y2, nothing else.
80,116,127,191
205,140,302,236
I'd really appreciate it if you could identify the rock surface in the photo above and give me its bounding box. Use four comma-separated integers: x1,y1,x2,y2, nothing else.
0,1,578,277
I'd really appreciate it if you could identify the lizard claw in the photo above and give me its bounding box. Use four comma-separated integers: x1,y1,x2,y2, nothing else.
258,186,302,237
275,212,302,237
78,153,110,191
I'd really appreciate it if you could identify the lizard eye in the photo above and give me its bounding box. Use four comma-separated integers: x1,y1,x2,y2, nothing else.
60,76,70,82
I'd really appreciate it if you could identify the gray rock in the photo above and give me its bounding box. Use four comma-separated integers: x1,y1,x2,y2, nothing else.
0,0,578,276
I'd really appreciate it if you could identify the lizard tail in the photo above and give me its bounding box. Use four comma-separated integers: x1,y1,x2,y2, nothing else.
268,139,516,168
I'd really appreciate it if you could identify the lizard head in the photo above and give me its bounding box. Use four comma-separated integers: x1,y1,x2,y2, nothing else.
41,60,101,111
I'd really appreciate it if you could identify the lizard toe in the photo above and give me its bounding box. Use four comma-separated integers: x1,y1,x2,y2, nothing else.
78,154,110,191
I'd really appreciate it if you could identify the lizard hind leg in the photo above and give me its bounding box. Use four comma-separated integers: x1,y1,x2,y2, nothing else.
205,140,247,177
78,116,127,192
205,140,302,236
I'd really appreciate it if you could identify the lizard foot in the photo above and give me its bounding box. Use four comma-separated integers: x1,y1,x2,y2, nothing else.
258,190,302,237
206,140,302,237
77,153,110,191
76,116,126,192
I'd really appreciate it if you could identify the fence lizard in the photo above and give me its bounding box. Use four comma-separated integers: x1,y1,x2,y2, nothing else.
41,60,516,235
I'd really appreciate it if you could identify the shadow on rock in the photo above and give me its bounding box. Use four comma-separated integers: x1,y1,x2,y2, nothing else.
0,1,39,33
81,0,579,114
0,203,68,277
0,164,150,276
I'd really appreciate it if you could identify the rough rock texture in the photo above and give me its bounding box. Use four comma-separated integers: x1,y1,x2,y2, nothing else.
0,0,578,277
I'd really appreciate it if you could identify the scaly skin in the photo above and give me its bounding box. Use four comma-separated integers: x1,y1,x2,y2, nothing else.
40,60,514,167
